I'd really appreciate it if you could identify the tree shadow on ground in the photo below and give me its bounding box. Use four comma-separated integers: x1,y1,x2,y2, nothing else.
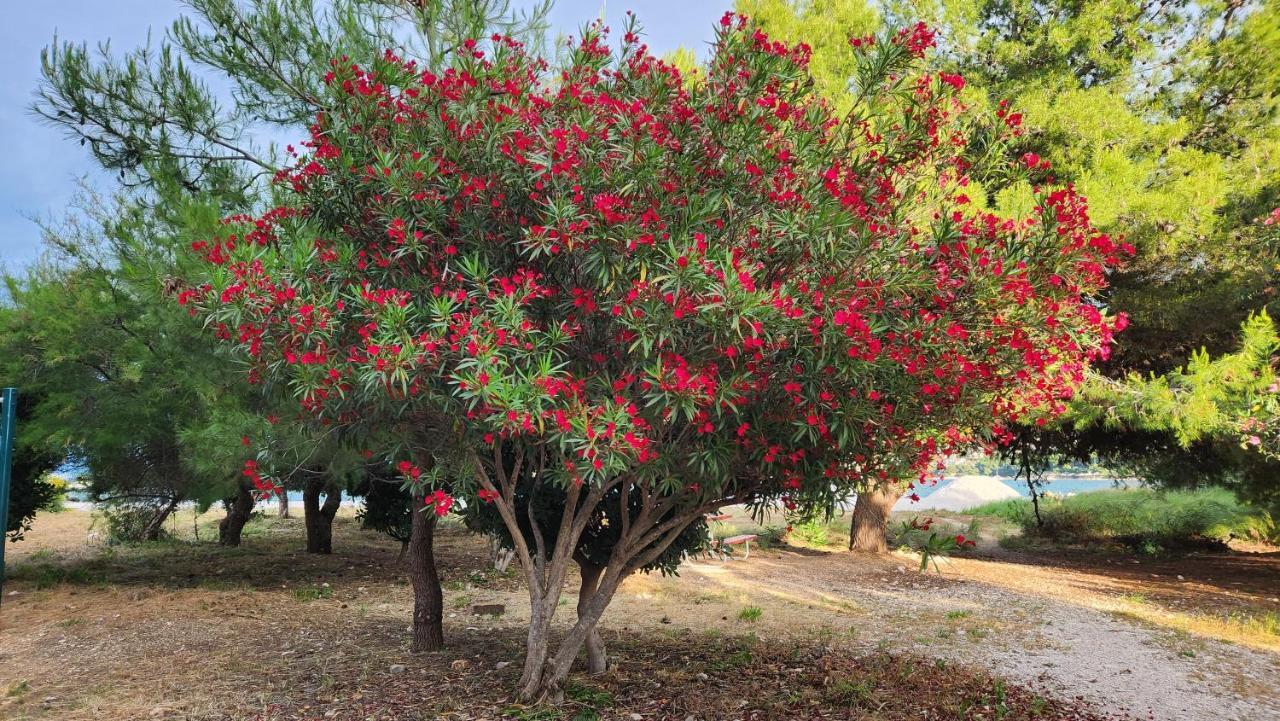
3,517,498,593
973,543,1280,615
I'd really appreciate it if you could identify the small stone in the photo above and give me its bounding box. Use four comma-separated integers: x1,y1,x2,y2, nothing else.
389,664,407,674
660,616,672,624
495,661,511,670
695,672,708,681
1177,575,1185,581
630,714,643,720
470,603,505,616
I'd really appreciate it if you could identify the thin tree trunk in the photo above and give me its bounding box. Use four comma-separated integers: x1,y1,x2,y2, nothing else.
219,483,254,546
518,596,557,700
277,490,290,518
143,496,181,541
407,506,444,652
576,559,607,675
848,485,903,553
303,478,341,554
537,563,628,699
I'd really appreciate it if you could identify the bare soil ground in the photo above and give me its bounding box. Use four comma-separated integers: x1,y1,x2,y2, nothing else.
1,508,1277,720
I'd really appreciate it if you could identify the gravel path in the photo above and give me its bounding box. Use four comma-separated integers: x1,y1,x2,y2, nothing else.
621,549,1280,721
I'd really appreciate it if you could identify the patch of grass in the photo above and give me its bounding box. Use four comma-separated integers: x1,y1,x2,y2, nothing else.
565,680,615,720
56,617,86,628
1120,592,1149,604
966,488,1276,547
292,584,333,601
1228,610,1280,637
789,520,831,547
706,647,755,671
5,680,31,698
946,610,973,620
827,678,876,705
738,605,763,622
9,562,107,589
498,704,561,721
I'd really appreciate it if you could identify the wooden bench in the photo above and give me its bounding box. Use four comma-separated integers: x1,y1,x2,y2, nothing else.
718,533,758,561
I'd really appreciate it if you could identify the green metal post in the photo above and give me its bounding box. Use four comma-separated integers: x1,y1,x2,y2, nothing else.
0,387,17,606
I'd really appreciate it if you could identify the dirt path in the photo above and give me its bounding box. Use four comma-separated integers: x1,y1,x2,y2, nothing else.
3,511,1278,720
606,548,1280,721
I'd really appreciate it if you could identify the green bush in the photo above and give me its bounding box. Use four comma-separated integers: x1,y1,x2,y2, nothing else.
965,488,1275,547
789,519,831,547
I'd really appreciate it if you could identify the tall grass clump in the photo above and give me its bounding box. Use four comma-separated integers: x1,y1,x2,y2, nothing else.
964,488,1274,549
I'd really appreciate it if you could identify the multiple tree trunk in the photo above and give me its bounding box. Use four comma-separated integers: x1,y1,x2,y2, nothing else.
302,477,342,554
848,485,904,554
218,482,255,546
407,504,444,652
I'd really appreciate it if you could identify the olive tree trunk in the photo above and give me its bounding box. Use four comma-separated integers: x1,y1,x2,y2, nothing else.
848,485,903,553
303,478,341,554
219,483,254,547
407,505,444,652
276,490,290,518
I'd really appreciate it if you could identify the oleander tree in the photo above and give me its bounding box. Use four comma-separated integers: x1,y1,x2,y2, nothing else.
184,13,1122,700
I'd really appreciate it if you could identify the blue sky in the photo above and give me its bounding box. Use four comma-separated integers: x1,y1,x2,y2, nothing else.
0,1,729,273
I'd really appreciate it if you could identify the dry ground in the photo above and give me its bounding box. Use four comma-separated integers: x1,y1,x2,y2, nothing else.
1,507,1277,720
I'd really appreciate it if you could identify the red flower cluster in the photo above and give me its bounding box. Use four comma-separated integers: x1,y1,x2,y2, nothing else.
185,14,1122,513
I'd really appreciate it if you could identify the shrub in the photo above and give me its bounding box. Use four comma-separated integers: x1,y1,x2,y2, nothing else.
97,502,170,543
789,519,831,547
